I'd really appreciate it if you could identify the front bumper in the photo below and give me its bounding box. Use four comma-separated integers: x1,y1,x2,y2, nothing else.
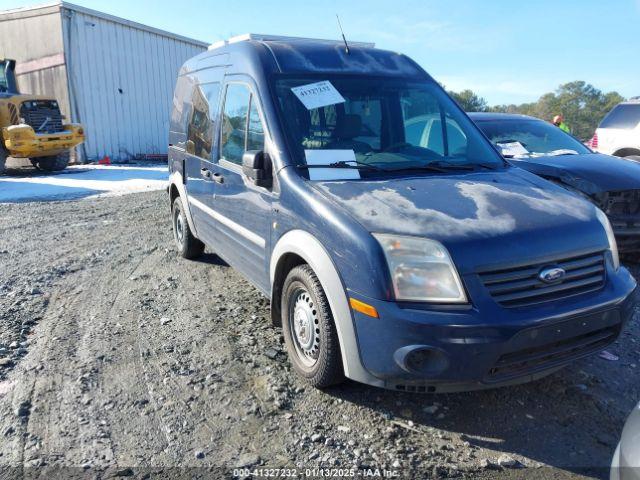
2,123,85,158
348,267,638,392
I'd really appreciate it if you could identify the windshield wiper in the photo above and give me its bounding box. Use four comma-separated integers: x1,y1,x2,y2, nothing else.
295,160,385,171
379,164,449,173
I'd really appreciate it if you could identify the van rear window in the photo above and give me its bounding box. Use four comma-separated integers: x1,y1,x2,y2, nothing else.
599,104,640,129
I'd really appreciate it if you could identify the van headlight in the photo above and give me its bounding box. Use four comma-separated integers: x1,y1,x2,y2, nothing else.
595,209,620,270
373,234,467,303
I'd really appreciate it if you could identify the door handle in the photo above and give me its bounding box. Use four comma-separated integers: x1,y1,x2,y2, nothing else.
200,168,211,179
212,172,224,184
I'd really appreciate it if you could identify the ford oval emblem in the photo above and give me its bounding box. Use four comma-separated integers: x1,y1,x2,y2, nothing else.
539,267,566,283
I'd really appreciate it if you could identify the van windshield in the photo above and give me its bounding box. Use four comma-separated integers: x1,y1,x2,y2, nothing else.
272,76,504,174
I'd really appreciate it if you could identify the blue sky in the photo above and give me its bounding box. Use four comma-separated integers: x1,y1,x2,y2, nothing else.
2,0,639,104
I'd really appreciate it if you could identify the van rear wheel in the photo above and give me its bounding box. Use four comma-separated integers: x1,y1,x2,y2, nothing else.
172,197,204,259
281,265,344,388
31,152,69,171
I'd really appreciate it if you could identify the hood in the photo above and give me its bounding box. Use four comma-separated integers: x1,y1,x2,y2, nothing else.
511,153,640,194
313,168,607,272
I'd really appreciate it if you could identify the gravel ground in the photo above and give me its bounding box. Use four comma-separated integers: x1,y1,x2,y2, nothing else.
0,190,638,479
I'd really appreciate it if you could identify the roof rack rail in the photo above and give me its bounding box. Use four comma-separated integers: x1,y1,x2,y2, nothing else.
208,33,374,51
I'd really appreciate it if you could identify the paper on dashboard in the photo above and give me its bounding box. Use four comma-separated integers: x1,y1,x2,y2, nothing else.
304,149,360,181
496,141,529,157
292,81,346,110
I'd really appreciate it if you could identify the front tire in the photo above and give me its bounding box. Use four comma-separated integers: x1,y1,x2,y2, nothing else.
172,197,204,259
624,155,640,163
31,152,69,171
281,265,344,388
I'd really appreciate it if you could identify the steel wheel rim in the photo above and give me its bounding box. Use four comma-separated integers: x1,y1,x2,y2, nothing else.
288,287,320,368
174,208,184,244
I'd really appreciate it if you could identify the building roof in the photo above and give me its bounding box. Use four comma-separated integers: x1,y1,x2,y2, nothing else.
0,1,209,47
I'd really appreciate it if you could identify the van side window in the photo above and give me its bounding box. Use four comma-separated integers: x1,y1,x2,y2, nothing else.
221,84,251,164
186,82,220,159
247,96,265,151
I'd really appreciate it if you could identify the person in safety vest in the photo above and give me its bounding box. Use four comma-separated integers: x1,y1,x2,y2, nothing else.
552,114,570,133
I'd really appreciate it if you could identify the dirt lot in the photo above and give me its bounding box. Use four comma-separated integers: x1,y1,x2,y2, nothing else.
0,187,638,480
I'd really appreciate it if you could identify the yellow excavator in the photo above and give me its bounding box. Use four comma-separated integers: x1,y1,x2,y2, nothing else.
0,59,85,174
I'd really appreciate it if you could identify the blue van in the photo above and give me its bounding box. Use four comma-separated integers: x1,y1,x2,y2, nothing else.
168,34,637,392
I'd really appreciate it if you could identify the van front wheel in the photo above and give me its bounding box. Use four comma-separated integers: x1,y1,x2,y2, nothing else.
281,265,344,388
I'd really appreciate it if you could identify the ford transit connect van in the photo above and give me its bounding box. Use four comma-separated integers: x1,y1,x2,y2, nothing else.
168,34,637,392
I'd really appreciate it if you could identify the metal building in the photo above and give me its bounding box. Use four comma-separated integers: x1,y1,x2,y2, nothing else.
0,2,208,162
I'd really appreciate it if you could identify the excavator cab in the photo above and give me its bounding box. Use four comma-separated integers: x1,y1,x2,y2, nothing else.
0,59,18,95
0,58,85,174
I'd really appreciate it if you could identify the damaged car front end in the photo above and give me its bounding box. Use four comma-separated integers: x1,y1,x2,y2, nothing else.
593,190,640,254
469,112,640,258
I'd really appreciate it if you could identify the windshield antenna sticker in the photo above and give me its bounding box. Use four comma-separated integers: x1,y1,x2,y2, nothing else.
292,81,346,110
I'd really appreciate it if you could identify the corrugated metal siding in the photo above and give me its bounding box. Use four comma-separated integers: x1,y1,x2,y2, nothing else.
62,7,207,161
0,6,72,118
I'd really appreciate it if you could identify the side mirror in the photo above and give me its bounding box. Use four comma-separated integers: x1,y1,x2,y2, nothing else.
242,150,272,188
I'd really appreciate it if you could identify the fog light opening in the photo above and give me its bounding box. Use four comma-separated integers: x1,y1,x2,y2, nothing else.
395,345,450,376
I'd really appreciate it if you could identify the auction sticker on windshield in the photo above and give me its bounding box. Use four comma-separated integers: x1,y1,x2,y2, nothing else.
291,81,345,110
497,141,529,157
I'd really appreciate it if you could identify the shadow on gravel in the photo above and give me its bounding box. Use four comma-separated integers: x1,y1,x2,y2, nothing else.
324,369,621,479
196,253,229,267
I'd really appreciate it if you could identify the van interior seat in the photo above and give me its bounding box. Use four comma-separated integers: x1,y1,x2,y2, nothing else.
325,114,372,153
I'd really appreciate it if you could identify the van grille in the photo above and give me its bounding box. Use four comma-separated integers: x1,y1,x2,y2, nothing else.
478,251,606,308
20,100,64,134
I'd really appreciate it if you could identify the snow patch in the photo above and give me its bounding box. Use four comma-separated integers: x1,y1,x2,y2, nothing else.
0,164,168,203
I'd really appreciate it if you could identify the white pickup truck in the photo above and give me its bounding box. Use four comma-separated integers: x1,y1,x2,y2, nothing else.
590,98,640,161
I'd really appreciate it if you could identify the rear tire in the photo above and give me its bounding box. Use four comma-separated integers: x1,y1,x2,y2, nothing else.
172,197,204,259
281,264,345,388
31,152,70,171
624,155,640,163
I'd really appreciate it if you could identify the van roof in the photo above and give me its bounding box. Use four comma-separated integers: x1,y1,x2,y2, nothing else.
208,33,375,51
186,33,427,79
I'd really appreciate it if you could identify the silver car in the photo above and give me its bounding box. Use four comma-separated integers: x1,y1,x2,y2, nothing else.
612,400,640,480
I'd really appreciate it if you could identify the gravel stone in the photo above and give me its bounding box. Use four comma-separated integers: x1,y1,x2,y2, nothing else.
0,190,636,479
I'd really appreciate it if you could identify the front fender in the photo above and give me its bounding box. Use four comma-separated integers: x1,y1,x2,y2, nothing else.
270,229,382,387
